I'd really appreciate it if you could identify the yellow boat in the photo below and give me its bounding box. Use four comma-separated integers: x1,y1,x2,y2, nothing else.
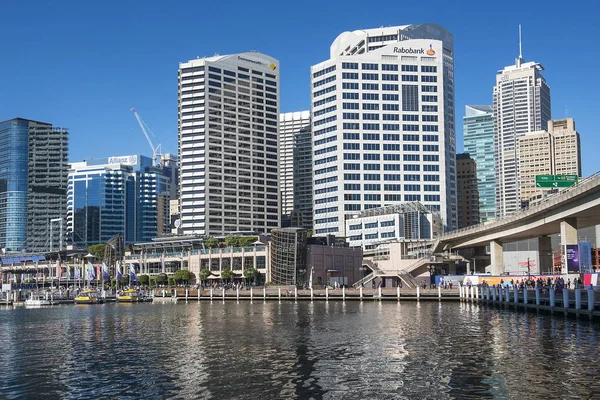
116,289,139,303
74,289,104,304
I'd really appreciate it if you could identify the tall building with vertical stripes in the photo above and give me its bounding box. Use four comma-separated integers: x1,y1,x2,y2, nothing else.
310,24,456,237
494,53,551,217
279,111,312,230
178,52,280,236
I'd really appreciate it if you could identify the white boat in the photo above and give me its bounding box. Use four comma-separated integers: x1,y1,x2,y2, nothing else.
24,296,52,307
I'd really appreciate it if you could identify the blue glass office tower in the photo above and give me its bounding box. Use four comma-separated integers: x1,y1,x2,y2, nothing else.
0,118,69,252
463,105,495,222
67,155,176,249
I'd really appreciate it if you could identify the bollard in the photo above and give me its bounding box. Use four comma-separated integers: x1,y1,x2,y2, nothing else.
535,287,540,305
210,288,213,299
397,286,400,299
438,286,441,299
222,288,225,299
186,288,189,299
342,287,346,300
523,288,528,305
360,287,363,299
575,288,582,310
163,289,165,298
475,286,479,300
416,286,420,299
378,286,382,299
250,287,253,299
310,287,314,299
237,287,240,299
513,288,518,304
278,288,281,299
459,286,462,298
263,287,267,299
563,289,569,309
499,286,503,302
504,286,510,303
550,288,556,307
587,288,595,311
492,286,496,301
326,287,329,299
486,287,490,301
295,286,298,299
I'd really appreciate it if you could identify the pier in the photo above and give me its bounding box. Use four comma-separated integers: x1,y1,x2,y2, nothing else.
460,285,600,320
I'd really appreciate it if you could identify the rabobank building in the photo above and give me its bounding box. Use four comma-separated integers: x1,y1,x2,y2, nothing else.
310,24,456,237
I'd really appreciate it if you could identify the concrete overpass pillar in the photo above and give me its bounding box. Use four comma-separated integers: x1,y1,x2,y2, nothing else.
538,236,552,275
490,240,503,276
561,218,578,274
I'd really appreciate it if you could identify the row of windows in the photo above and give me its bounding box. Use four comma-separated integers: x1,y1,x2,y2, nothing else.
313,65,336,78
341,173,440,182
339,63,436,74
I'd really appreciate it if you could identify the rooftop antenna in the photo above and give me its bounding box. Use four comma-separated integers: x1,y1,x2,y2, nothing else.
519,24,523,59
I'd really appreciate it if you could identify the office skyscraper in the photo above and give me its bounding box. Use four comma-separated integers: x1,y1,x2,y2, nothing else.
518,118,581,205
67,155,176,248
456,153,480,228
178,52,280,236
279,111,313,230
310,24,456,237
463,105,495,222
493,50,551,217
0,118,68,253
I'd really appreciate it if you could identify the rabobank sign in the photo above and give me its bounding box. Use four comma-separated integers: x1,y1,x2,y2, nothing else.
393,47,425,55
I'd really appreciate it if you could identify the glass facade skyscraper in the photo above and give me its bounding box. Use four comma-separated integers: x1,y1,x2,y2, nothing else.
0,118,68,252
67,155,176,249
463,105,495,222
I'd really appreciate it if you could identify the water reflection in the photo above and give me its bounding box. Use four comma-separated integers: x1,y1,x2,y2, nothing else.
0,302,599,399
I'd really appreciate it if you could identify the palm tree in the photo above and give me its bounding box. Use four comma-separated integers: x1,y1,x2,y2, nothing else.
221,268,233,285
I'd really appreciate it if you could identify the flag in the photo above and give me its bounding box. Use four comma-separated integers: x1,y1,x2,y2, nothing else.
66,265,71,280
56,260,61,280
74,265,81,280
96,264,101,280
116,261,122,281
161,253,165,273
87,262,96,280
102,263,110,281
129,263,137,283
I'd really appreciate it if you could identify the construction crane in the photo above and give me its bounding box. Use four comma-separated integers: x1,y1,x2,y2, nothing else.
131,108,162,166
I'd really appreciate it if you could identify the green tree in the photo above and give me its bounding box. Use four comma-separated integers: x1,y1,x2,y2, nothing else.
198,269,211,283
204,238,219,249
88,244,106,259
239,236,258,247
110,278,118,288
156,273,168,285
221,268,233,282
148,277,157,288
168,277,176,286
120,275,130,286
173,269,194,285
224,236,240,247
139,274,149,286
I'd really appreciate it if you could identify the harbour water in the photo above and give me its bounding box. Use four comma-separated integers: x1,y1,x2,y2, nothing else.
1,301,599,399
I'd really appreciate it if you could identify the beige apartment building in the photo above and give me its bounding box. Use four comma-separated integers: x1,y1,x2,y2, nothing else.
519,118,581,206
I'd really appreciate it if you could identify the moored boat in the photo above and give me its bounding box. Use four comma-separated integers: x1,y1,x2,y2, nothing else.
25,296,52,307
74,289,104,304
116,289,139,303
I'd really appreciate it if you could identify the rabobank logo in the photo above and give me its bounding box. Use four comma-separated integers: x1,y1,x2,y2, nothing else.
426,44,436,56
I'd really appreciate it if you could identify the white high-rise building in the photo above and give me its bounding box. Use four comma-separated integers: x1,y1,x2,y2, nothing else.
310,24,456,237
493,51,551,216
279,111,313,229
178,52,280,236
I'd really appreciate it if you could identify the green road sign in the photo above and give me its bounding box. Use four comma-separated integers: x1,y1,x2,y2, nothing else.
535,174,578,188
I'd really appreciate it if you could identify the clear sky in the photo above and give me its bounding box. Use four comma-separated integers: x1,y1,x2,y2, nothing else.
0,0,598,175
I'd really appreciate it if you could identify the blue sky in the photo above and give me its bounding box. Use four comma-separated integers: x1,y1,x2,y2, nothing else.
1,0,598,175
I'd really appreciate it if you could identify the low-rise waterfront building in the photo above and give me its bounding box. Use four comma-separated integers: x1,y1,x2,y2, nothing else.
345,202,442,250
